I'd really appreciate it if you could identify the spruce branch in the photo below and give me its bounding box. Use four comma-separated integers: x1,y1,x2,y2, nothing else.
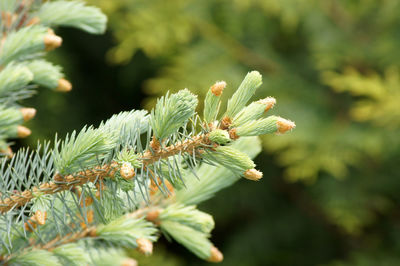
0,5,296,261
0,132,210,213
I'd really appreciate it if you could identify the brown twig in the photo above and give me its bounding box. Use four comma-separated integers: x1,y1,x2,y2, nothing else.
0,163,118,213
0,134,212,213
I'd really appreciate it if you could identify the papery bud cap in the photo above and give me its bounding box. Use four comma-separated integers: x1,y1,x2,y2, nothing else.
44,33,62,51
244,169,263,181
56,78,72,92
136,238,153,255
276,117,296,134
211,81,226,97
21,107,36,121
208,246,223,263
17,126,31,138
257,97,276,112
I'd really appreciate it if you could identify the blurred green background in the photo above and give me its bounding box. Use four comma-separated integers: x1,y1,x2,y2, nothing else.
20,0,400,265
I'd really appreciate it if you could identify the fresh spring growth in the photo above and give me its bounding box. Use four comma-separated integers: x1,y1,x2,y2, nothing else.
160,220,217,261
244,169,263,181
96,216,157,248
116,149,142,168
53,126,118,174
0,106,27,135
225,71,262,119
120,162,135,180
52,243,91,266
23,60,64,90
208,129,231,145
159,203,215,234
234,115,296,137
7,250,61,266
0,64,33,99
203,81,226,123
0,25,49,65
202,145,256,176
232,97,276,127
150,89,198,140
116,149,141,179
158,204,219,261
37,0,107,35
175,137,262,205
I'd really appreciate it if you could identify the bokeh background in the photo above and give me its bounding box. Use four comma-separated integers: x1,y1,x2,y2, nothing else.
20,0,400,265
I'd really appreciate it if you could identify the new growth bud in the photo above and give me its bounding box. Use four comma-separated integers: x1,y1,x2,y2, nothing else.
220,116,231,130
120,162,135,180
56,78,72,92
209,129,230,144
202,146,255,176
17,126,31,138
204,82,225,123
208,246,223,263
225,71,262,118
34,210,47,225
244,169,263,181
211,81,226,96
136,238,153,255
276,117,296,134
44,32,62,51
232,97,276,127
20,107,36,121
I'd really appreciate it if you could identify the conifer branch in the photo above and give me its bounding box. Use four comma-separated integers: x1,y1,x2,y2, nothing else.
0,1,297,263
0,132,213,213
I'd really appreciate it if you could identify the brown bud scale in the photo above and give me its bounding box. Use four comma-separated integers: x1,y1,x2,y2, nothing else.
211,81,226,96
244,169,263,181
208,246,223,263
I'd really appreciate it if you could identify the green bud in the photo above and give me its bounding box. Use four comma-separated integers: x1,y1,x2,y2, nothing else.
116,149,142,168
150,89,198,140
0,105,25,137
8,250,61,266
38,1,107,34
225,71,262,118
160,220,213,260
232,97,276,127
203,81,225,123
97,216,157,248
159,203,215,234
0,25,48,65
0,64,33,98
202,146,255,174
53,243,90,266
24,60,63,89
208,129,230,145
235,115,295,136
236,116,279,137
